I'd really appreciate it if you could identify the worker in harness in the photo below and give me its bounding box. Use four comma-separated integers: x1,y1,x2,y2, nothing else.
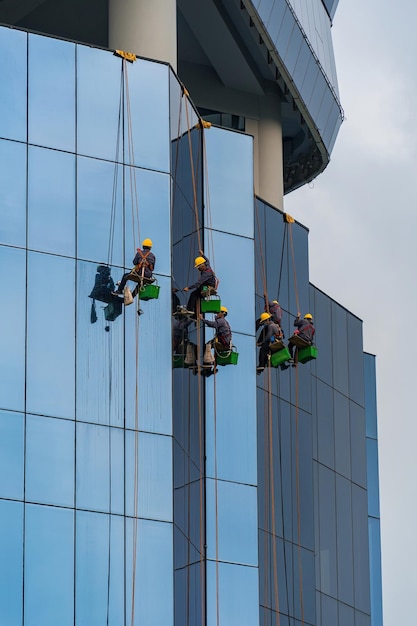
288,312,315,362
199,306,232,363
183,251,217,315
256,295,283,331
256,312,282,373
112,238,155,297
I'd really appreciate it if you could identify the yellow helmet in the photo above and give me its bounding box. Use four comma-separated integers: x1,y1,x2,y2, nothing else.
194,256,206,268
260,312,271,322
142,238,153,248
304,313,313,320
272,300,279,304
220,306,228,314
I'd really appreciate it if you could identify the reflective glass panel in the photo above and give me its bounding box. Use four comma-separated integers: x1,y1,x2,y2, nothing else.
0,410,24,500
368,517,383,626
352,485,371,614
125,518,173,626
123,168,171,275
331,302,348,395
28,146,75,256
334,390,351,478
312,287,332,384
123,59,170,173
206,479,258,566
25,414,74,507
76,511,124,625
124,274,172,435
28,34,75,151
0,500,23,626
77,46,123,161
26,252,75,419
77,156,123,266
206,230,255,336
0,27,27,142
205,334,257,485
76,260,125,426
0,140,26,247
204,126,254,238
265,2,287,44
364,353,377,438
316,380,334,469
125,431,172,522
350,402,367,488
318,464,337,597
335,474,354,606
24,504,74,626
76,422,124,514
0,246,26,412
366,439,380,518
347,313,365,405
207,561,259,626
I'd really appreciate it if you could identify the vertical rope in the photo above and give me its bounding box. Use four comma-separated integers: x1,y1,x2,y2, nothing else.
288,223,300,314
294,364,305,625
213,370,220,626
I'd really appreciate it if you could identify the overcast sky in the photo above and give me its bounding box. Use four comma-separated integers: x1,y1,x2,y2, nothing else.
284,1,417,624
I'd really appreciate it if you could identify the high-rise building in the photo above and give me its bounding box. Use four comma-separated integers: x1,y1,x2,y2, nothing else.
0,2,382,625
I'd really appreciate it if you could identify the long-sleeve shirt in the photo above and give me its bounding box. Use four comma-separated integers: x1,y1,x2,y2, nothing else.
258,321,281,346
293,316,315,343
187,254,216,290
202,316,232,345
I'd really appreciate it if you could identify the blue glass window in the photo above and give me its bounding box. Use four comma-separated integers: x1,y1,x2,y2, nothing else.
0,500,23,626
0,410,24,501
26,414,75,507
28,34,75,151
28,146,75,256
207,561,259,626
26,252,75,419
24,504,74,626
0,140,26,248
0,27,27,142
0,246,26,412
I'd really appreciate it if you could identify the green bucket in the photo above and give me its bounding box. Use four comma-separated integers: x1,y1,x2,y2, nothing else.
216,347,239,366
139,284,160,301
298,345,318,364
270,347,291,367
200,297,221,313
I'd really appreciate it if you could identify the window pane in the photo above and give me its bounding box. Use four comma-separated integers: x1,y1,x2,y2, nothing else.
0,26,27,142
26,414,75,507
0,411,24,500
24,504,74,626
0,140,26,248
28,146,75,256
77,156,124,265
76,260,125,425
0,500,23,626
28,34,75,151
76,511,124,625
207,561,259,626
76,422,124,514
0,246,26,412
26,252,75,419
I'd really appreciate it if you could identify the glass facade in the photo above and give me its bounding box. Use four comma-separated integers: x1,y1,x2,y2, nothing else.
0,20,381,626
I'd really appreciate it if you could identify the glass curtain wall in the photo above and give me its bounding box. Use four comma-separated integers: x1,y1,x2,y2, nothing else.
310,286,371,626
0,26,173,626
254,200,315,625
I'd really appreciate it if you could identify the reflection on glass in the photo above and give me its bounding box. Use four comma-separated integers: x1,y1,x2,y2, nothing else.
76,260,125,425
28,146,75,256
25,504,74,626
0,140,26,247
26,252,75,419
0,500,23,626
28,34,75,151
26,414,74,507
0,246,26,412
0,411,24,501
0,26,27,142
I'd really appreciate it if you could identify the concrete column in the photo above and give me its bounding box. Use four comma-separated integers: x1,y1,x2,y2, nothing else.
109,0,177,71
248,94,283,210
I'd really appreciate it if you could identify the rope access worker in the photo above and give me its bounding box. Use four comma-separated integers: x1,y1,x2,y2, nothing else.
112,238,155,297
256,295,283,331
199,306,232,354
257,312,282,373
288,312,315,362
183,251,217,315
